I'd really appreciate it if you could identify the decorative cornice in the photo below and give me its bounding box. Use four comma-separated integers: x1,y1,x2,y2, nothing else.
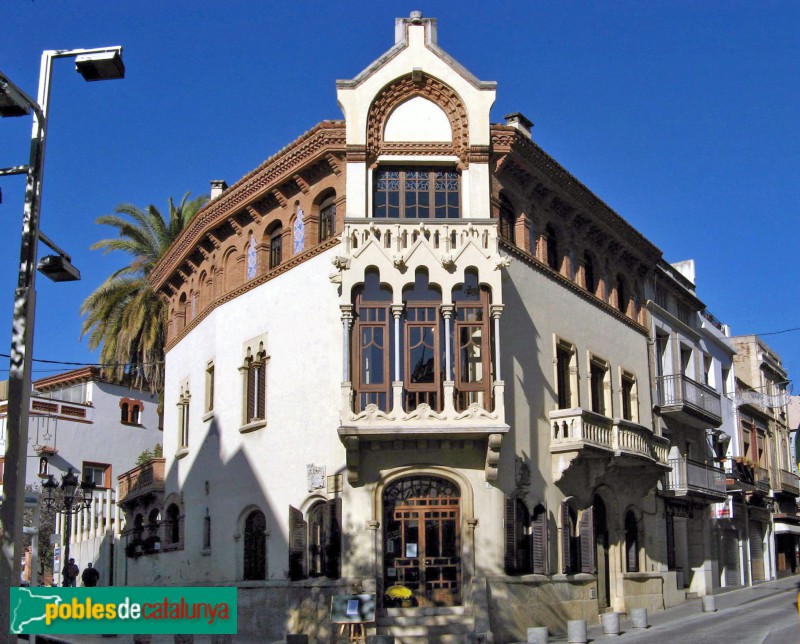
491,125,662,264
150,121,345,291
165,236,340,353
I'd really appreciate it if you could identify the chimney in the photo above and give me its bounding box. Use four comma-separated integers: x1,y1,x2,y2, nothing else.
504,112,533,139
210,180,228,200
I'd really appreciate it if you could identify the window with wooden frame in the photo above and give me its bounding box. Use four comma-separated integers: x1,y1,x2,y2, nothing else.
268,226,282,269
505,498,548,576
205,361,215,415
82,462,110,489
373,167,460,219
620,371,638,422
244,347,267,425
352,271,393,413
453,271,491,412
243,509,267,581
590,356,610,417
498,194,515,243
625,510,640,572
560,501,579,574
318,195,336,242
302,498,342,580
403,271,443,412
177,382,190,450
556,339,577,410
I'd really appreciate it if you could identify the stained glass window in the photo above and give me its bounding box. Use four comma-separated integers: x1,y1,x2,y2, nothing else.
374,167,460,219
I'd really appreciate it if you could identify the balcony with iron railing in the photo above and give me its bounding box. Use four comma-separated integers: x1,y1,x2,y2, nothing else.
549,408,670,482
117,458,165,508
775,468,800,496
725,458,771,494
664,456,727,501
655,374,722,429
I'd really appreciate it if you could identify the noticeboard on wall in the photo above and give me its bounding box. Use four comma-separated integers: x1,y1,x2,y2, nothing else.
330,593,376,624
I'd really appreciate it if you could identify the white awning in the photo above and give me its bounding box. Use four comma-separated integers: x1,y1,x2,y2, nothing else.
774,522,800,535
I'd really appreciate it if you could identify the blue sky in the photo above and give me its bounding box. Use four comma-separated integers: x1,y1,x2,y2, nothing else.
1,1,798,385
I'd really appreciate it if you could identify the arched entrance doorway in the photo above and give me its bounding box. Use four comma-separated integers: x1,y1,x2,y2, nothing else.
593,496,610,609
383,475,461,606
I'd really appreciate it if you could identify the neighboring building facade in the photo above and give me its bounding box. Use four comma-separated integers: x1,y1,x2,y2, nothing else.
730,336,799,581
116,12,795,642
0,367,161,586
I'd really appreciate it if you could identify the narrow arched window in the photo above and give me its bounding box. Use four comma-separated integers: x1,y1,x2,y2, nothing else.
499,195,515,243
269,226,282,269
352,270,393,412
583,252,595,294
120,403,129,423
244,509,267,581
546,225,559,271
165,503,181,547
319,195,336,242
616,275,627,314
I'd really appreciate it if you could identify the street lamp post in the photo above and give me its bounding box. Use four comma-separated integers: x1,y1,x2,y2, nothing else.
0,47,124,640
41,469,95,586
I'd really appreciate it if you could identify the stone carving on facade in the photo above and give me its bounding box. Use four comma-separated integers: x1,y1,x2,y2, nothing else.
515,456,531,489
402,403,447,422
351,403,394,423
306,463,326,492
494,256,512,270
329,272,343,284
454,402,497,421
331,255,351,270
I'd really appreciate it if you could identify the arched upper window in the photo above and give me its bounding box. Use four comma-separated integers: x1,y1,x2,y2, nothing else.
373,167,460,219
243,509,267,581
269,226,283,269
303,499,342,580
452,270,491,412
246,234,257,280
546,225,559,271
616,275,627,313
499,195,515,244
583,251,595,294
120,403,129,423
402,270,443,412
352,270,393,413
318,193,336,242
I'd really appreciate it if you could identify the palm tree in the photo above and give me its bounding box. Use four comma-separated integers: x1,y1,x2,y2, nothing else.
81,192,208,394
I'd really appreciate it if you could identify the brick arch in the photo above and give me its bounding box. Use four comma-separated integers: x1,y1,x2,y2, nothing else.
366,73,469,164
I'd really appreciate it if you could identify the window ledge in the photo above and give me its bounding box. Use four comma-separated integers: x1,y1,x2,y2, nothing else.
240,419,267,434
202,411,215,422
175,447,190,460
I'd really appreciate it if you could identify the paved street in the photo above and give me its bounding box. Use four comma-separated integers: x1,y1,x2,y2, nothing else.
585,575,800,644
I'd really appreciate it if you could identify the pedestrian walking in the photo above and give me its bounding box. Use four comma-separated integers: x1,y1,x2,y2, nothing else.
81,562,100,587
63,558,79,587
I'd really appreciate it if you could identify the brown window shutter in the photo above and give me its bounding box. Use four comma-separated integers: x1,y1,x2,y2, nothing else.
532,504,547,575
256,362,266,420
325,498,342,579
561,501,573,574
288,505,307,580
579,506,595,574
247,363,256,421
504,495,518,574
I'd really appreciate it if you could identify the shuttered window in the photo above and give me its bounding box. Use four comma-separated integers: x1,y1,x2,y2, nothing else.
561,501,578,574
532,504,548,575
288,506,307,580
579,506,595,574
245,356,267,423
504,497,531,575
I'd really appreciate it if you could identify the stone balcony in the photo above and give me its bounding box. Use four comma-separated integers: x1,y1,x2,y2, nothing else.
655,374,722,429
549,408,669,485
117,458,165,509
338,381,509,484
663,456,727,502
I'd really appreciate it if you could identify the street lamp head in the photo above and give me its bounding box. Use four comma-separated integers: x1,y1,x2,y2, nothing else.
75,49,125,82
61,468,79,502
37,254,81,282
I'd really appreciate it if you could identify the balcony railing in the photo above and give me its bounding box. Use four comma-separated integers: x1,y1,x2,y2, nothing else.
549,408,668,465
665,457,727,498
117,458,165,506
777,468,800,496
655,374,722,426
755,466,771,492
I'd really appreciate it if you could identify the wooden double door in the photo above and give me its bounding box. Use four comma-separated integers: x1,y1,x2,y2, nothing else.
383,476,461,606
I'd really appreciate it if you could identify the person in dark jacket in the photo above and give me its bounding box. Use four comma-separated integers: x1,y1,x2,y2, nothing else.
81,562,100,587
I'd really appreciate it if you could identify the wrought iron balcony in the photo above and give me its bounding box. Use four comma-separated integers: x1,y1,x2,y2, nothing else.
755,466,771,492
655,374,722,429
664,456,727,501
776,468,800,496
117,458,165,508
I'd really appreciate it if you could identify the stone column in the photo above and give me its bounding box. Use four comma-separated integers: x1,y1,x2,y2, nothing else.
490,305,504,381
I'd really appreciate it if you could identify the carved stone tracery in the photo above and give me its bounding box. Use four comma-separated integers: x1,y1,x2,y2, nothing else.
366,73,469,164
